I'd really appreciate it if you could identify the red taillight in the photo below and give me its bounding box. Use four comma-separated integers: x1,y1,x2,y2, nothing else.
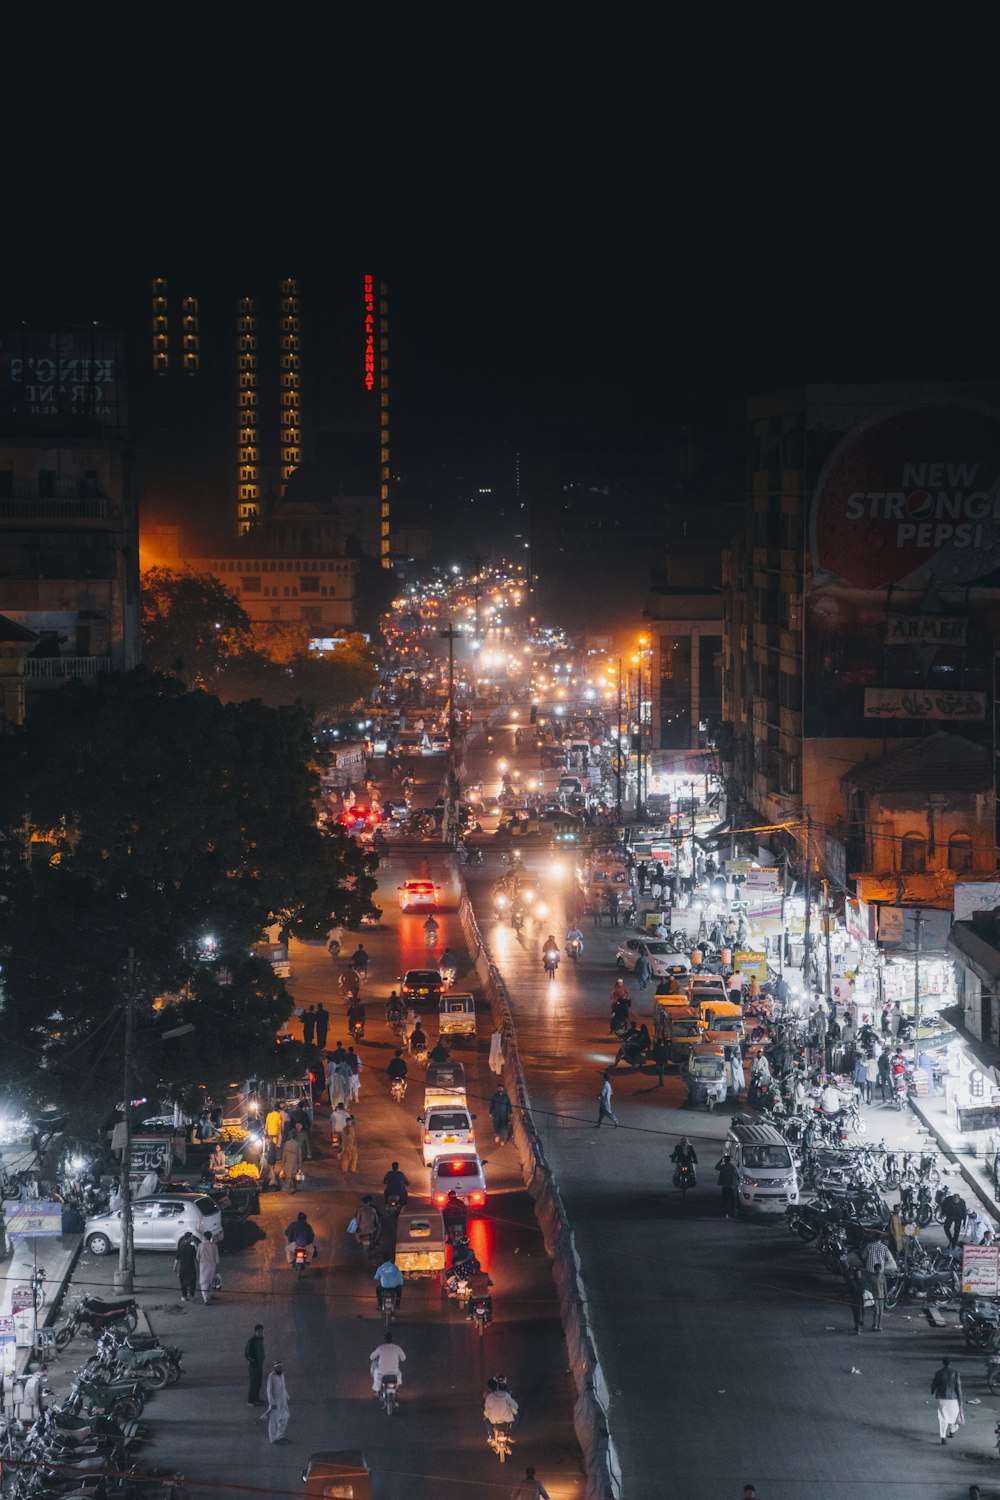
433,1193,447,1207
470,1192,485,1206
452,1160,463,1170
424,1132,432,1144
468,1131,475,1144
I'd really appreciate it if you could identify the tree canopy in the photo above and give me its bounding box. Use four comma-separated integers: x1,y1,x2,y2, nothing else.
141,569,379,710
0,670,378,1115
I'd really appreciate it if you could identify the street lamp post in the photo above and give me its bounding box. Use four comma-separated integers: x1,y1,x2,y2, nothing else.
115,949,138,1295
438,624,459,818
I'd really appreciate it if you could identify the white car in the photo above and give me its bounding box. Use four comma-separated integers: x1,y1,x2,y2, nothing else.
430,1151,487,1212
83,1193,223,1256
616,938,690,979
398,879,442,912
417,1105,476,1166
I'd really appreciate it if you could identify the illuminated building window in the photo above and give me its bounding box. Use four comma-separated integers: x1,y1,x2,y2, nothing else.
153,352,168,373
239,448,259,464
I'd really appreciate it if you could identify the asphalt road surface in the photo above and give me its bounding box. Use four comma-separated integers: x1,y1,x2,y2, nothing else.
459,721,999,1500
52,802,584,1500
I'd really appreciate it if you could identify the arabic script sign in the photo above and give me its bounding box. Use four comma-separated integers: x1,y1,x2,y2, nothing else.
863,688,986,721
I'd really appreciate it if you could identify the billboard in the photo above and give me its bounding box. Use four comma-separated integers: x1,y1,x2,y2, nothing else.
805,396,1000,737
0,325,127,437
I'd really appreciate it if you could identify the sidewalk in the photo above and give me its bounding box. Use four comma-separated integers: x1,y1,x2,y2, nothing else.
1,1224,82,1378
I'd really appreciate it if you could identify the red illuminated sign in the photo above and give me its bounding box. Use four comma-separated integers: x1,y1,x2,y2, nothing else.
363,274,375,391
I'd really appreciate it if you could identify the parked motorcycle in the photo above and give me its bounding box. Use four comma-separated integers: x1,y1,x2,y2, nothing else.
884,1261,959,1308
54,1296,139,1350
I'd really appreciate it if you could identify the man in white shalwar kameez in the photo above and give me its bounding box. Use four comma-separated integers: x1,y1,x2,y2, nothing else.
265,1362,289,1443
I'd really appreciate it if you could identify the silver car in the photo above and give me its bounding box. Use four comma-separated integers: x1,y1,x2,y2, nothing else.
83,1193,223,1256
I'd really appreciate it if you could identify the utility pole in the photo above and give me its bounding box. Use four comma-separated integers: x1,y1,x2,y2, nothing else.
439,624,459,814
821,877,833,1000
614,662,623,824
115,948,137,1295
913,909,923,1044
473,558,482,643
802,814,813,996
635,655,644,820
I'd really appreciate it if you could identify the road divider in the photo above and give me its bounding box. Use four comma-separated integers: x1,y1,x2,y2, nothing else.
458,876,621,1500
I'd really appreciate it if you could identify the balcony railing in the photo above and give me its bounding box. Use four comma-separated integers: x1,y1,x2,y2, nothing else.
0,497,110,520
21,656,112,678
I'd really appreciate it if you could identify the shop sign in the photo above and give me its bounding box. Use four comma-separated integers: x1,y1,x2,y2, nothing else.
831,976,856,1003
734,950,767,981
955,882,1000,920
863,687,986,721
726,859,752,876
886,614,968,646
669,907,701,936
128,1134,173,1187
4,1201,62,1238
846,897,872,943
877,906,952,949
745,868,780,893
10,1286,36,1313
957,1103,1000,1133
963,1244,1000,1296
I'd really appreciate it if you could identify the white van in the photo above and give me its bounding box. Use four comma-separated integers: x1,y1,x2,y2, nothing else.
724,1117,799,1215
417,1104,477,1165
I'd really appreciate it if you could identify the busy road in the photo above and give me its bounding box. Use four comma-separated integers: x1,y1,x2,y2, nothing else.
45,786,583,1500
459,723,994,1500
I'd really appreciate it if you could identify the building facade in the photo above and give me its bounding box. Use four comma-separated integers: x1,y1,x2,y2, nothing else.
0,326,141,709
139,272,391,566
723,383,1000,872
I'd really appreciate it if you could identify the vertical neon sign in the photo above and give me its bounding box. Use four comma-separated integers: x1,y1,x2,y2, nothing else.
364,274,375,391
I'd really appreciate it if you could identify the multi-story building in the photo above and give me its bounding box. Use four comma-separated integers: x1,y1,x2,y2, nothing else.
138,272,392,566
723,383,1000,875
0,326,140,716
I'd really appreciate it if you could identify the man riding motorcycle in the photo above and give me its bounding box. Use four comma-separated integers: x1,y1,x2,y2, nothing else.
542,936,560,973
484,1376,519,1433
383,1162,410,1209
423,915,440,948
670,1137,698,1188
565,926,584,960
284,1211,317,1264
373,1258,405,1312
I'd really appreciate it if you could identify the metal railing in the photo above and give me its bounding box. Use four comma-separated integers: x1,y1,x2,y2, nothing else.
0,497,109,520
21,656,112,678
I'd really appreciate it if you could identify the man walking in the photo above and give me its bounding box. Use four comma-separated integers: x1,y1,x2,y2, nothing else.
314,1002,329,1050
172,1231,198,1302
930,1355,963,1443
716,1153,739,1218
196,1230,220,1303
862,1236,890,1330
651,1036,668,1087
279,1130,303,1193
596,1072,619,1128
942,1192,968,1249
302,1005,316,1047
264,1361,290,1443
340,1112,359,1174
510,1468,550,1500
490,1085,513,1143
244,1324,265,1405
876,1046,892,1103
634,951,653,992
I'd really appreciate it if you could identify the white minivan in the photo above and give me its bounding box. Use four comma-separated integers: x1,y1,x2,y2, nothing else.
724,1118,799,1215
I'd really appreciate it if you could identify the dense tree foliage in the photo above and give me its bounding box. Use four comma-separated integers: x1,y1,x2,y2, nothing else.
0,671,378,1115
141,568,253,688
141,569,378,710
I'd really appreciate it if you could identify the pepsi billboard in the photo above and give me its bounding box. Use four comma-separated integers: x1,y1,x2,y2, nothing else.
805,395,1000,737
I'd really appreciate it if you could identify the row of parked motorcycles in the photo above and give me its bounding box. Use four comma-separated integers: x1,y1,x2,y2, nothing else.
1,1296,183,1500
783,1141,966,1313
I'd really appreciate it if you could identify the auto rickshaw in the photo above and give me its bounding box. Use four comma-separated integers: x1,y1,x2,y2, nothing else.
438,992,476,1044
683,1042,728,1111
394,1208,447,1281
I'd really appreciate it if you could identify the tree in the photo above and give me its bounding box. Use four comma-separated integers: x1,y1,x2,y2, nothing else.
0,670,378,1117
142,568,252,688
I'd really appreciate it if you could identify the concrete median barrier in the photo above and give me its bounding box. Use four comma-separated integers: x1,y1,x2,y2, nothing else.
458,879,621,1500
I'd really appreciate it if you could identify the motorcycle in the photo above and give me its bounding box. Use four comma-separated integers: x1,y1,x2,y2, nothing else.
390,1076,407,1103
54,1296,139,1350
960,1293,1000,1349
350,1016,365,1040
377,1285,400,1330
292,1244,315,1279
672,1161,697,1195
470,1289,493,1336
511,908,524,934
488,1421,514,1463
884,1262,959,1308
542,950,560,980
378,1373,398,1417
566,938,582,964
